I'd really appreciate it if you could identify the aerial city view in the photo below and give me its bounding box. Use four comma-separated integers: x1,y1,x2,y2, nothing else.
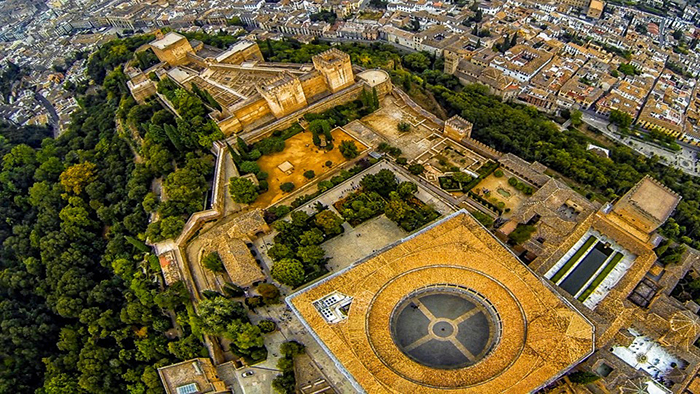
8,0,700,393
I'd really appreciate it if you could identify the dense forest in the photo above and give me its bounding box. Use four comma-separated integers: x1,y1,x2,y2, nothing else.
0,35,211,393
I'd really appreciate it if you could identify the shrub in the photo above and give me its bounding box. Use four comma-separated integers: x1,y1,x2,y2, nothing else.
397,121,411,132
229,177,259,204
494,169,504,177
202,252,225,273
247,149,262,160
258,283,281,304
245,296,263,310
224,282,245,297
258,320,277,333
280,182,295,193
318,180,334,192
239,161,260,175
396,157,408,165
303,170,315,179
408,164,425,175
508,177,518,186
509,224,536,244
325,160,333,167
271,258,306,287
339,140,359,159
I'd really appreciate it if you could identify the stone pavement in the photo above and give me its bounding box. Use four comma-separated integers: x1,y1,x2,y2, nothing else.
322,215,407,272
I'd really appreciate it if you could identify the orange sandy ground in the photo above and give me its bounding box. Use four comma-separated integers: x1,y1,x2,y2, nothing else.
252,128,367,208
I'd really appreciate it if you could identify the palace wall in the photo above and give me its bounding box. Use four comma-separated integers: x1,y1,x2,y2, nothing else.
300,71,330,100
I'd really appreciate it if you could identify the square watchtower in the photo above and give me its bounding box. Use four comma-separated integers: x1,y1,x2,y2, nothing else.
312,49,354,93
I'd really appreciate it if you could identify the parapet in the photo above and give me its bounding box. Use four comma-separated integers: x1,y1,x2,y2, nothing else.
444,114,474,140
259,72,302,94
312,48,351,68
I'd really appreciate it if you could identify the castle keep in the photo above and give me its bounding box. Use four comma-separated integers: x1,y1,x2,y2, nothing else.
128,32,390,136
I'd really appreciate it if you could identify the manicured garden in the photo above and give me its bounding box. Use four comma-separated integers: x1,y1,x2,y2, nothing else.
267,168,439,287
267,209,345,287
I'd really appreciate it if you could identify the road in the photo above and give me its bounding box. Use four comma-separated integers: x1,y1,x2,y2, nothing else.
33,91,59,135
581,111,700,176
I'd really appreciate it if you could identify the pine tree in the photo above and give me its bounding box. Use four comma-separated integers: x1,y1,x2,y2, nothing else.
323,128,333,143
402,74,411,91
237,136,249,156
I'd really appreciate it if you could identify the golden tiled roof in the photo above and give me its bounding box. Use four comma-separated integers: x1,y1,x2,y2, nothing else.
289,212,595,393
215,238,264,288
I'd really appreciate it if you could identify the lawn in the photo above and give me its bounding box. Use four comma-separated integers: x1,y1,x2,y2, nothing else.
252,128,367,207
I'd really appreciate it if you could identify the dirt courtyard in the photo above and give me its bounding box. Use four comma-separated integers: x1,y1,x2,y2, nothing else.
358,96,443,160
253,128,367,207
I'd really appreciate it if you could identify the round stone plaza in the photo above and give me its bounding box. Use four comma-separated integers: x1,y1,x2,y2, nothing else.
391,286,500,369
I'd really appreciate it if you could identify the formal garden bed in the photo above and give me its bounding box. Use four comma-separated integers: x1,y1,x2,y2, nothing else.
470,166,532,215
436,161,499,194
228,100,374,208
267,168,440,287
335,169,440,232
333,190,386,227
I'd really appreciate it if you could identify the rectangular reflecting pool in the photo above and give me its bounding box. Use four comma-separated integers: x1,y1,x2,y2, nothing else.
559,242,613,297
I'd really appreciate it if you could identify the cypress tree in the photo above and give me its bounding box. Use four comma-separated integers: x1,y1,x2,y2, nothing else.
237,136,249,154
164,123,183,151
372,87,379,110
225,140,242,164
266,39,275,58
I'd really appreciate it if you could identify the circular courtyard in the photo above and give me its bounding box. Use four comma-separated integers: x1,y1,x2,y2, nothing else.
390,286,500,369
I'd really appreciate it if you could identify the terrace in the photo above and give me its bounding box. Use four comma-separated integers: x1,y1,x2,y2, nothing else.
612,328,688,389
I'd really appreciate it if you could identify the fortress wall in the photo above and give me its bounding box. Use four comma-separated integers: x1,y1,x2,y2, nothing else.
215,115,243,135
461,137,503,160
219,45,264,65
151,39,193,66
185,52,207,68
244,82,366,143
234,97,272,128
300,72,329,100
372,78,393,97
241,76,394,143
